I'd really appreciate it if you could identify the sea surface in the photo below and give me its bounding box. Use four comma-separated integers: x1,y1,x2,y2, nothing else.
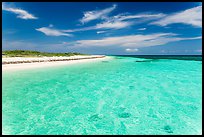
2,55,202,135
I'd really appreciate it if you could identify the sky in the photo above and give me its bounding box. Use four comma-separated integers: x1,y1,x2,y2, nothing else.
2,2,202,55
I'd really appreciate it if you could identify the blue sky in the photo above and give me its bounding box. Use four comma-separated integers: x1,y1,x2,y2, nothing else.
2,2,202,55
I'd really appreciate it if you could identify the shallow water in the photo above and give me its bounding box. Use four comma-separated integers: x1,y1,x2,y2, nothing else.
2,56,202,135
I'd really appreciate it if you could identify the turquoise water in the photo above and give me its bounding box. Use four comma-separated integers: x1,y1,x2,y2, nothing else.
2,56,202,135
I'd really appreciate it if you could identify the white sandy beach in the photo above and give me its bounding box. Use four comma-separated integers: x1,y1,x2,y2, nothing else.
2,55,111,72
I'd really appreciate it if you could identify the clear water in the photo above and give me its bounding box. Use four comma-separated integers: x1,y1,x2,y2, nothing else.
2,56,202,135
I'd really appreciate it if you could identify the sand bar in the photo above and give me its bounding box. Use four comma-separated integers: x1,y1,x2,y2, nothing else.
2,55,111,72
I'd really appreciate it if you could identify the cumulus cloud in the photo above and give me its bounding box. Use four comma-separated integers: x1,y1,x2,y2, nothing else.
80,4,117,24
2,3,38,20
36,27,72,37
150,6,202,27
73,33,201,49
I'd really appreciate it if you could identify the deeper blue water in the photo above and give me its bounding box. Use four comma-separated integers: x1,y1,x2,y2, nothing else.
2,56,202,135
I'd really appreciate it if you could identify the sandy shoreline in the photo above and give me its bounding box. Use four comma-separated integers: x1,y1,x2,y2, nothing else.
2,55,111,72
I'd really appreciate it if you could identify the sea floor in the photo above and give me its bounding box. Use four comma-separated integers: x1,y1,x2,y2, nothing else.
2,56,202,135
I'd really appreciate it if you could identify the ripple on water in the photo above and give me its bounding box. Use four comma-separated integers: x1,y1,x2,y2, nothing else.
2,56,202,135
118,112,131,118
163,125,173,134
88,114,103,122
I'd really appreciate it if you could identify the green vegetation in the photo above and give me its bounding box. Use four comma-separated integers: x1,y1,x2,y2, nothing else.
2,50,88,57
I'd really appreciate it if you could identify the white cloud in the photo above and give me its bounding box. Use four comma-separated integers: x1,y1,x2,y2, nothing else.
150,6,202,27
80,4,116,24
2,39,72,52
62,26,96,33
111,13,165,21
93,13,164,30
195,49,202,53
72,5,165,32
95,20,132,29
62,13,164,33
2,3,5,9
97,31,107,34
138,28,146,30
2,3,38,20
3,29,17,34
73,33,201,49
2,40,38,51
36,27,72,37
62,21,131,32
62,42,67,44
125,48,139,52
161,50,167,53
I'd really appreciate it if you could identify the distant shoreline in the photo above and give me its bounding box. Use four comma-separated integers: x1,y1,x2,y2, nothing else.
2,55,105,65
2,55,110,72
